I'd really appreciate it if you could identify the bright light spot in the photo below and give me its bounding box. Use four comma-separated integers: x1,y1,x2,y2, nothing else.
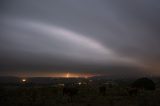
22,78,26,82
78,82,82,85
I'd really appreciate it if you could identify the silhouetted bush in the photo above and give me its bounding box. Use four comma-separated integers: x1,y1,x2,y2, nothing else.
131,77,155,90
63,86,79,97
99,85,106,96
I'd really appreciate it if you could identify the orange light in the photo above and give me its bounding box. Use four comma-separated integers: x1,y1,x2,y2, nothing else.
66,72,70,78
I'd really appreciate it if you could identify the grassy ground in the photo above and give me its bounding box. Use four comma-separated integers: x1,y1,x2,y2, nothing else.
0,86,160,106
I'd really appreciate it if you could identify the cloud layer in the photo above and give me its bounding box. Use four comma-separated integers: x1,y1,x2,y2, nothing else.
0,0,160,77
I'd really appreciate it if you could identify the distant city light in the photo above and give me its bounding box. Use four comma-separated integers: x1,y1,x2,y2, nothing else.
78,82,82,85
89,80,92,82
61,72,95,78
84,76,88,79
66,72,70,78
57,83,64,86
22,78,26,82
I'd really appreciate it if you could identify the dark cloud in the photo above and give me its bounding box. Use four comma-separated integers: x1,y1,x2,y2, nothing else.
0,0,160,77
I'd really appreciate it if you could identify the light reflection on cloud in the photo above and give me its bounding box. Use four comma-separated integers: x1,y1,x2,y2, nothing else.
5,19,141,66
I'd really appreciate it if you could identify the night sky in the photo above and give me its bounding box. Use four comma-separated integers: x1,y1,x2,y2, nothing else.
0,0,160,77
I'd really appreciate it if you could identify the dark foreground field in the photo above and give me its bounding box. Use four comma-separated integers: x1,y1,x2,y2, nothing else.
0,84,160,106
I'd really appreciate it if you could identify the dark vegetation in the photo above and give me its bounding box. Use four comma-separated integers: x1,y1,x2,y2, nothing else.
131,77,155,90
0,77,160,106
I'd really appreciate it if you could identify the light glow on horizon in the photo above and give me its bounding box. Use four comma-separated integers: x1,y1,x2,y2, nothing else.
66,72,70,78
10,71,99,78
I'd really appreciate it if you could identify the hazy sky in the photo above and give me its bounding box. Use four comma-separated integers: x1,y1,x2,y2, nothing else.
0,0,160,77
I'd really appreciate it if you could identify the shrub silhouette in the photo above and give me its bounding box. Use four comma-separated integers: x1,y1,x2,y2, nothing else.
99,85,106,96
131,77,155,90
63,85,79,102
63,86,79,97
127,88,138,96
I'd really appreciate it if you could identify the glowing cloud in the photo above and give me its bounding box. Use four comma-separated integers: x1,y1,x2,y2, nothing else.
4,19,141,66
